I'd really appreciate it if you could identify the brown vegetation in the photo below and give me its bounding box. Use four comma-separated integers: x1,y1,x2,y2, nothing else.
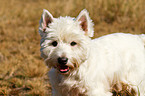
111,82,137,96
0,0,145,95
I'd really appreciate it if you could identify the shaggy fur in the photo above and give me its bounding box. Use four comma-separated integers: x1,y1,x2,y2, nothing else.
39,9,145,96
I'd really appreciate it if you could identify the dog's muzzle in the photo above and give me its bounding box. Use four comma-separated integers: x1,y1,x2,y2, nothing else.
57,57,70,74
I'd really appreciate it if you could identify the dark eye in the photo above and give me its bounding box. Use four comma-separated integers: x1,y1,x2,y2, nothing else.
70,41,77,46
52,41,58,47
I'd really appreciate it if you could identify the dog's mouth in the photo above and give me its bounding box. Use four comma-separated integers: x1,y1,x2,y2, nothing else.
57,65,70,73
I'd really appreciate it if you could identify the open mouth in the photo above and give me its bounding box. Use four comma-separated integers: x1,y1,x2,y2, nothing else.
57,65,70,73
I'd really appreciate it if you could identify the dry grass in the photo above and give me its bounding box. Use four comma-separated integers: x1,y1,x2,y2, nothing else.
111,82,138,96
0,0,145,95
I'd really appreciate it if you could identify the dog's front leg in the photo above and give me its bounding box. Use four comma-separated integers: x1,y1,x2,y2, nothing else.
87,89,112,96
86,83,113,96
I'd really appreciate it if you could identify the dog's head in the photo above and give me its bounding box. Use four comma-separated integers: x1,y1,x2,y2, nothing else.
39,9,94,75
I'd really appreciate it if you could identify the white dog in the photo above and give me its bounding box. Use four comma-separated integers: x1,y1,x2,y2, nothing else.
39,9,145,96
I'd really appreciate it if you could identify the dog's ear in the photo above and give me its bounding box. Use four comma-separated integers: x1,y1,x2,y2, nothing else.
39,9,54,37
42,9,53,30
76,9,94,37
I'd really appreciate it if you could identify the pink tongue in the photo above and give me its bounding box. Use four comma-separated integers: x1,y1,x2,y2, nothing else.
60,68,68,72
59,66,69,72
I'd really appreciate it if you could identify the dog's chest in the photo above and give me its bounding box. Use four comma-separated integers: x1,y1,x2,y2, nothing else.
60,83,87,96
59,76,88,96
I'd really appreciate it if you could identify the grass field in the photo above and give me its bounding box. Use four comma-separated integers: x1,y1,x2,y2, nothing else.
0,0,145,95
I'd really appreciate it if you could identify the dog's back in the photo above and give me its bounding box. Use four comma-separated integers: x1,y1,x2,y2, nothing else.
91,33,145,95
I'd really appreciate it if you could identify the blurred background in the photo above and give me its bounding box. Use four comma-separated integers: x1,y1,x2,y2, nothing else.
0,0,145,95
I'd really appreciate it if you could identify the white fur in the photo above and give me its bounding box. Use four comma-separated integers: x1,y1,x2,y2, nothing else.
39,9,145,96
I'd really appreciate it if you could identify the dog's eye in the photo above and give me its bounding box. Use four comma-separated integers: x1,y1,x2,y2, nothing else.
52,41,58,47
70,41,77,46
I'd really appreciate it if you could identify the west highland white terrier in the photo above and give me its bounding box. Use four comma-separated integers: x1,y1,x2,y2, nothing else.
39,9,145,96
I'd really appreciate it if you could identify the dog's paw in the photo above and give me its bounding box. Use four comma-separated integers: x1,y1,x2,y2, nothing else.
111,82,138,96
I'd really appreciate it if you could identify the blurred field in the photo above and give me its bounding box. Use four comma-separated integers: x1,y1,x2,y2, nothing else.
0,0,145,95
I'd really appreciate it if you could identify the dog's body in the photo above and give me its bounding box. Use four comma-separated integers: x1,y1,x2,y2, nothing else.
39,9,145,96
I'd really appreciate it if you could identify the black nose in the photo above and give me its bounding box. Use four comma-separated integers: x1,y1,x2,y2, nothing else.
57,57,68,65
